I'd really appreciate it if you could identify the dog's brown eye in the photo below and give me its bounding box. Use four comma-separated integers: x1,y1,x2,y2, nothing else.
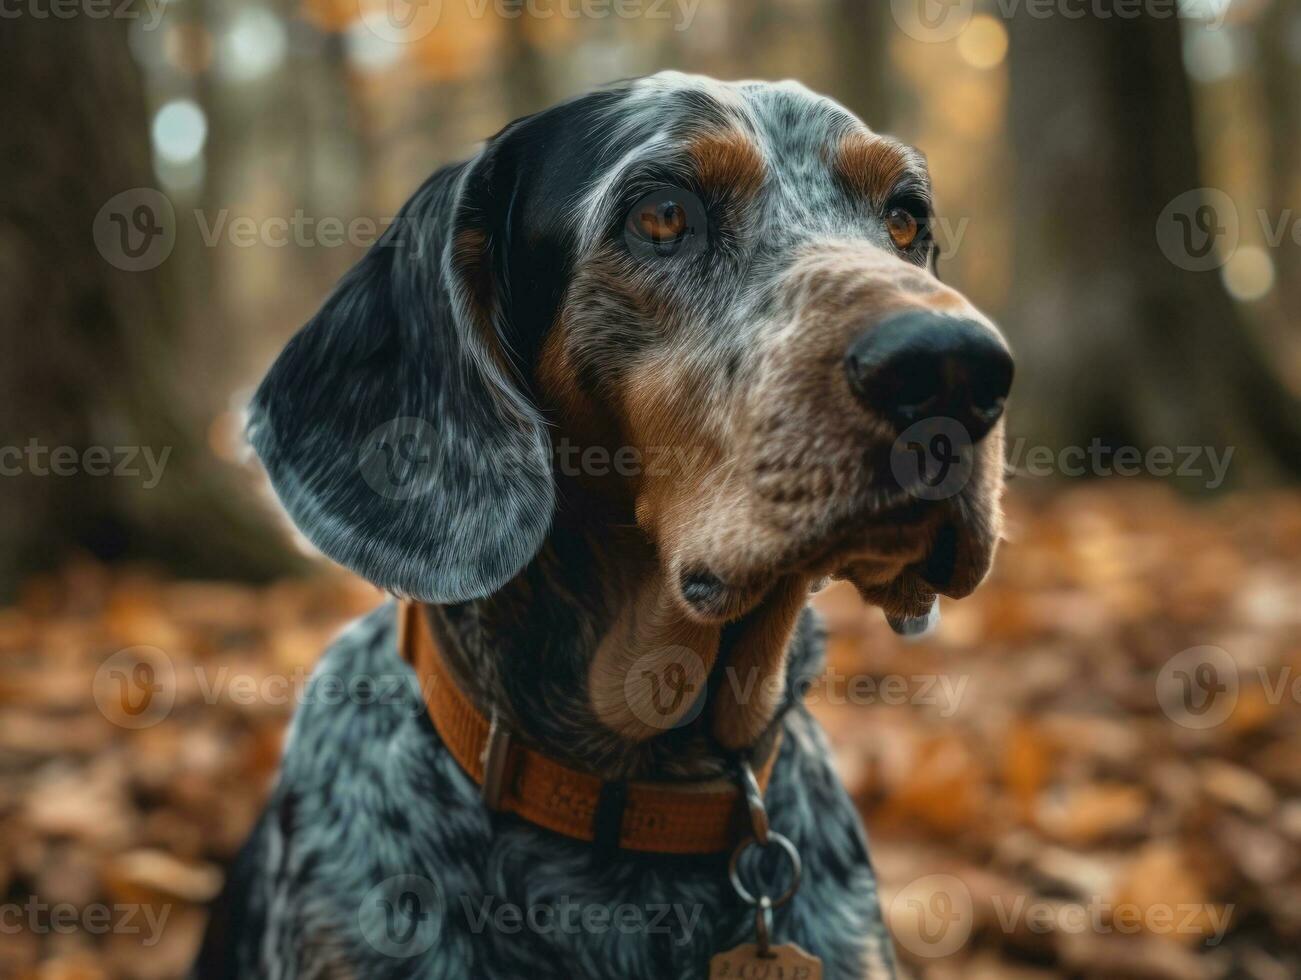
637,200,688,242
886,207,919,250
624,187,706,260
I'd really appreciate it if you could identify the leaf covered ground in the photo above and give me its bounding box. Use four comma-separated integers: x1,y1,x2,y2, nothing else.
1,485,1298,978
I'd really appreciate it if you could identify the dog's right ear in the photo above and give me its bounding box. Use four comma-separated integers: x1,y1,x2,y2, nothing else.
247,153,555,603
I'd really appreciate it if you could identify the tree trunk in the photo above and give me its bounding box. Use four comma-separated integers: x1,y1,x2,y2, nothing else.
1007,3,1301,486
499,0,550,119
0,17,301,596
824,0,895,133
1259,0,1301,322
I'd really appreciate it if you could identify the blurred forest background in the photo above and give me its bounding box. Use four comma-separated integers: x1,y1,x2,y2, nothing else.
0,0,1299,977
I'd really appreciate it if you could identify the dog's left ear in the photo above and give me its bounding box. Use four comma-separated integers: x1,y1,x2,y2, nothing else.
247,146,554,602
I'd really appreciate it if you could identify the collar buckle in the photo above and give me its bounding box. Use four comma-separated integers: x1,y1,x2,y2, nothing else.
480,711,514,812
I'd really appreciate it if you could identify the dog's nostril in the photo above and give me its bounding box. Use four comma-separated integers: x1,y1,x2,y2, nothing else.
844,312,1013,442
920,522,960,589
885,353,947,424
680,568,725,612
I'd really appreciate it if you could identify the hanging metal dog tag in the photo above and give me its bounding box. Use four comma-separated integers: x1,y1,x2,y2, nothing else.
709,942,823,978
714,804,824,979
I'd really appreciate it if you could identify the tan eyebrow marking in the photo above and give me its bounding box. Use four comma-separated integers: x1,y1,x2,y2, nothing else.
831,131,920,209
687,128,766,201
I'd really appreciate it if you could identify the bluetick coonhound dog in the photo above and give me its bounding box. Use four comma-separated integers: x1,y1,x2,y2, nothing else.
195,72,1013,978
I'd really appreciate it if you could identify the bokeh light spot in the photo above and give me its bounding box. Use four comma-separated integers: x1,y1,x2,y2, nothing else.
345,21,405,73
152,99,208,165
1183,27,1239,82
1221,244,1275,302
956,15,1008,71
218,7,287,83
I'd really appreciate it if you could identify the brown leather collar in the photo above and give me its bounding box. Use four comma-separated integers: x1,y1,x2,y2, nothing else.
396,600,781,854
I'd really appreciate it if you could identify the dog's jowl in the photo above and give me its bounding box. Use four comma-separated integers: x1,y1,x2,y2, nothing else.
196,71,1012,980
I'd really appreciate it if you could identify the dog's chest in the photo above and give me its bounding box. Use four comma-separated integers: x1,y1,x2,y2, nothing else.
252,607,894,979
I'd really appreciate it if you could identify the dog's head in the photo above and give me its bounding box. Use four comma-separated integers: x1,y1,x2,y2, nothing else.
250,73,1012,735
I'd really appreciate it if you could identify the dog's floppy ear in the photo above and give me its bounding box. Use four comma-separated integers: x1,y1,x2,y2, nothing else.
247,150,554,602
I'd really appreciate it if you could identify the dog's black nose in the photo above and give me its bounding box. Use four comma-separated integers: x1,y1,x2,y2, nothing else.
844,312,1013,442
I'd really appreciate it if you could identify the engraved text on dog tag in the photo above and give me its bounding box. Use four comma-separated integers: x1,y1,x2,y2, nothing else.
709,942,823,979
